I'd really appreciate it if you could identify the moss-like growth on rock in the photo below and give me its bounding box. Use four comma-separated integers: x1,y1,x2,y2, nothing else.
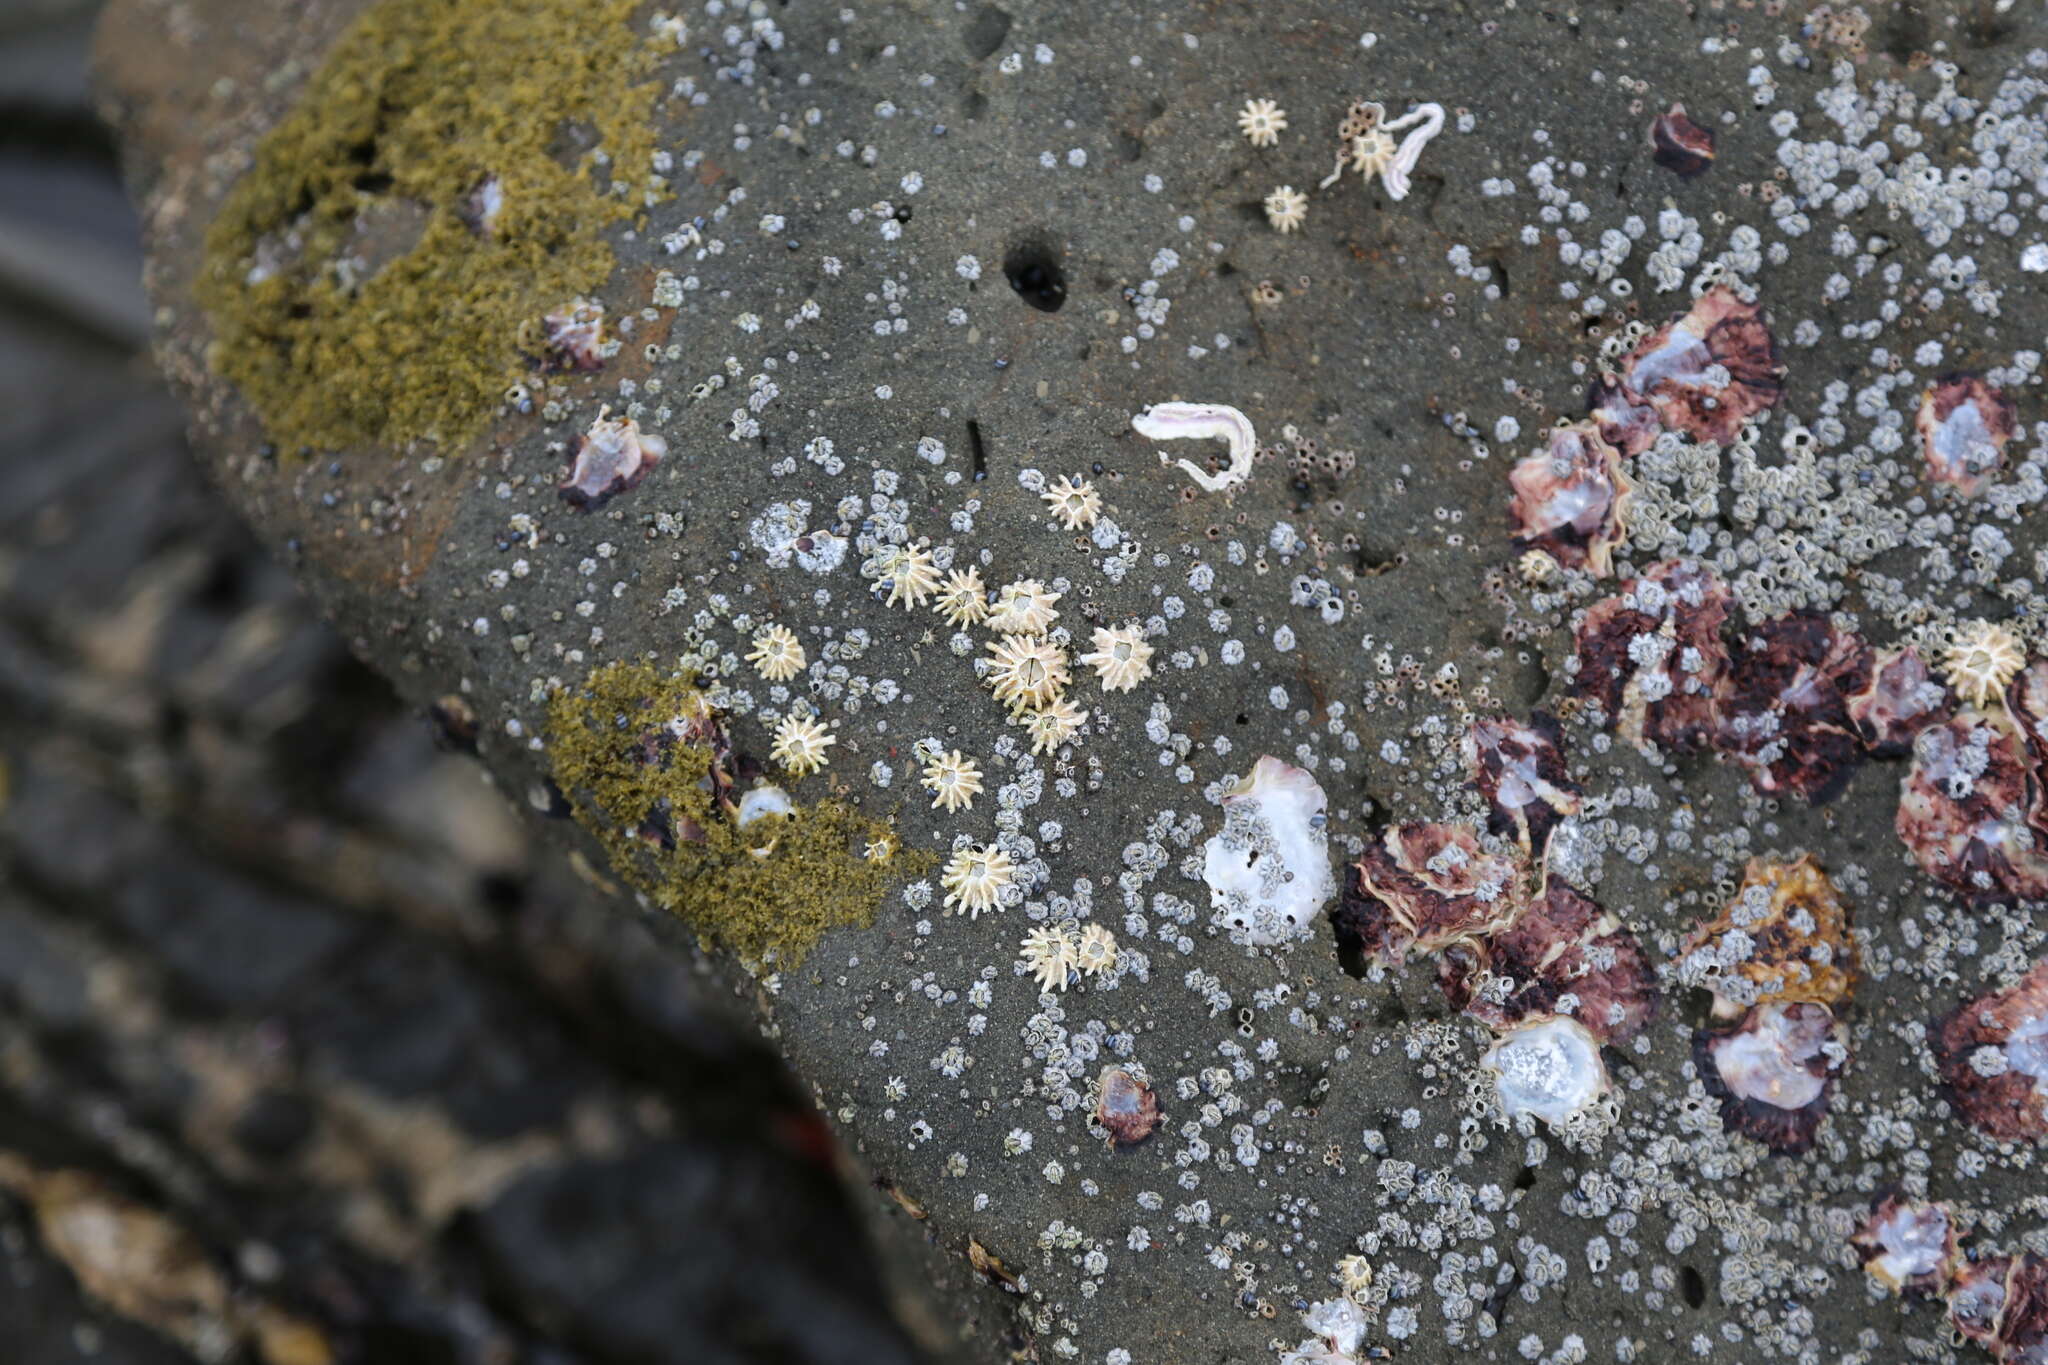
198,0,664,455
546,662,918,970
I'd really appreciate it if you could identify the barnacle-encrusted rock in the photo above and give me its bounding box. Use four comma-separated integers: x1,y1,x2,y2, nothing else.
1848,645,1954,757
1337,822,1526,964
1677,854,1857,1017
1505,422,1635,578
1618,286,1784,447
1897,714,2048,904
1931,958,2048,1144
1460,711,1581,855
1694,1001,1843,1155
1436,879,1656,1044
1917,374,2018,496
1852,1194,1960,1297
1716,611,1873,803
1202,756,1336,947
1570,559,1733,753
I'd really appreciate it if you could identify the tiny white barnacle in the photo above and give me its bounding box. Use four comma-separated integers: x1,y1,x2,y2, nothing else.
1020,696,1089,755
985,634,1071,711
1079,623,1155,693
1263,184,1308,233
1942,619,2026,710
990,578,1062,634
934,567,990,626
922,748,985,813
942,844,1016,917
864,835,897,862
1237,98,1289,148
1019,923,1077,992
769,713,837,776
746,623,807,681
1041,474,1103,531
1074,922,1117,976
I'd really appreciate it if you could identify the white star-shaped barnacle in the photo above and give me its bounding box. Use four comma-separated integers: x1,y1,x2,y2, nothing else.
1020,696,1089,755
942,844,1016,918
1041,474,1102,531
1942,619,2026,710
933,567,989,626
1263,184,1308,233
985,634,1071,711
869,543,941,610
1079,623,1155,693
746,623,807,681
1019,923,1077,992
1074,922,1118,977
769,713,836,776
989,578,1062,634
1237,97,1289,148
922,748,985,813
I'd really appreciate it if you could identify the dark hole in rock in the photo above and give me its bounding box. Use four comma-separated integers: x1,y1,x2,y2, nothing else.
1681,1264,1707,1308
962,5,1011,60
1003,237,1065,312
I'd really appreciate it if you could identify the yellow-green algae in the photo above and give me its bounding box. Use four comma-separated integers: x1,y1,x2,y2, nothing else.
546,663,922,969
198,0,665,455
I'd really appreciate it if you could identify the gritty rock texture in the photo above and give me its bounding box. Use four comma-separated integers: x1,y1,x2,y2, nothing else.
96,0,2048,1362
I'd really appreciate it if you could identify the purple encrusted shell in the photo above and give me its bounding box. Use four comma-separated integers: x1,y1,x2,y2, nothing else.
1618,286,1784,447
1436,878,1656,1045
1506,422,1635,578
1917,373,2018,497
1095,1066,1162,1146
1931,958,2048,1144
1852,1193,1960,1297
1587,372,1662,458
1897,714,2048,905
561,413,668,509
1461,711,1582,855
1569,559,1733,754
1947,1255,2048,1363
1650,103,1716,178
1337,822,1528,964
1693,1000,1842,1155
1848,645,1954,758
1715,610,1873,804
543,299,609,371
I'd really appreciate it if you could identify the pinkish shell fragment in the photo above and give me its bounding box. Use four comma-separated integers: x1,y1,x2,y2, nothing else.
543,299,608,370
1897,714,2048,904
561,410,668,509
1852,1194,1959,1297
1918,374,2018,497
1461,711,1582,855
1569,558,1733,754
1619,286,1784,447
1931,958,2048,1144
1506,422,1635,577
1716,611,1873,804
1095,1066,1161,1146
1586,372,1662,457
1947,1255,2048,1363
1337,822,1527,964
1848,645,1954,757
1650,103,1715,177
1436,879,1656,1044
1694,1000,1843,1155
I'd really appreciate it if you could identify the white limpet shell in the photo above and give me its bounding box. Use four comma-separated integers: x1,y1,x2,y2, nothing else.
735,783,793,828
1202,756,1334,946
1132,402,1257,493
1482,1016,1610,1129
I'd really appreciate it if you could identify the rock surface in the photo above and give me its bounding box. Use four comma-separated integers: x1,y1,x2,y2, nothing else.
92,0,2048,1362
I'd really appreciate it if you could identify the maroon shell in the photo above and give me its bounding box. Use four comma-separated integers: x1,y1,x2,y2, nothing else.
1336,822,1528,964
1570,559,1733,753
1095,1067,1162,1146
1693,1000,1841,1155
1618,286,1784,447
1848,645,1954,758
1715,610,1873,804
1897,715,2048,904
1436,878,1656,1044
1587,372,1662,457
1917,373,2018,497
1650,103,1716,178
1851,1192,1959,1297
1462,711,1582,855
1506,422,1634,577
1947,1254,2048,1363
1931,958,2048,1144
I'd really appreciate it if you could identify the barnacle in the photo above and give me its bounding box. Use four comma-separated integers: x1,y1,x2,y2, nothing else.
869,543,942,610
1482,1016,1612,1131
1942,619,2027,711
1281,1297,1379,1365
1897,713,2048,904
1075,922,1118,976
1917,374,2017,497
989,578,1062,634
1852,1194,1960,1297
921,748,985,813
1436,880,1656,1045
1460,711,1581,854
1041,474,1102,530
984,634,1071,711
561,407,667,508
1505,422,1635,578
1079,623,1155,693
941,843,1016,918
1237,97,1289,147
769,713,837,777
1202,756,1336,947
1019,923,1076,992
1263,185,1309,234
1095,1066,1161,1146
1020,696,1089,755
933,567,990,626
746,624,806,682
1617,286,1784,447
1694,1000,1843,1154
1338,822,1527,964
1650,103,1715,178
1317,98,1445,201
1931,957,2048,1144
1847,645,1953,757
1716,612,1873,804
1677,855,1857,1017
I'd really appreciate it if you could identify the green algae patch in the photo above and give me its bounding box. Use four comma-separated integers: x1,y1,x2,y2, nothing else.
198,0,666,455
546,662,920,970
